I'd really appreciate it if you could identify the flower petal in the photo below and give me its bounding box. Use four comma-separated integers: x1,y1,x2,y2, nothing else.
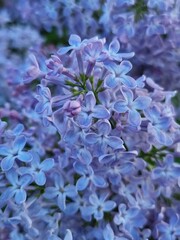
85,133,99,144
104,200,116,211
35,171,46,186
76,176,89,191
106,136,124,149
128,109,141,127
40,158,54,171
17,151,32,163
13,136,27,153
1,156,15,171
113,100,128,113
15,189,26,204
93,105,110,119
133,96,152,110
105,74,117,88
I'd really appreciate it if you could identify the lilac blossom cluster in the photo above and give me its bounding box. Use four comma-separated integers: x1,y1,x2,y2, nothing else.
1,0,180,90
0,35,179,239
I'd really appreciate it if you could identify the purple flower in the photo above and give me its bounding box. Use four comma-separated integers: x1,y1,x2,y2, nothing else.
105,61,136,89
18,152,54,186
144,106,173,146
76,91,110,128
74,162,107,190
157,209,180,240
88,192,116,220
0,135,32,171
23,54,44,83
113,87,151,127
44,173,77,211
0,169,32,207
85,120,124,152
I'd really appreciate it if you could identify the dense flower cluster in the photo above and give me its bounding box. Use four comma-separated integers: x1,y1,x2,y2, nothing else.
1,0,180,90
0,34,179,239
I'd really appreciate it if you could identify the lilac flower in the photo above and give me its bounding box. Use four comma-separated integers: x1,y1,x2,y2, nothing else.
105,61,136,89
74,162,106,190
76,91,110,128
85,120,124,152
113,87,151,127
18,152,54,186
23,54,44,83
105,38,135,61
0,135,32,171
0,169,32,206
103,224,114,240
58,34,83,55
114,204,146,230
35,84,52,116
152,154,180,184
144,106,173,146
157,209,180,240
44,173,77,211
88,192,116,221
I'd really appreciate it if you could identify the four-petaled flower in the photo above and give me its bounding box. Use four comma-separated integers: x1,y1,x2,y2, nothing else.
18,152,54,186
44,173,77,211
113,87,151,127
0,169,32,206
76,91,110,128
0,135,32,171
87,192,116,221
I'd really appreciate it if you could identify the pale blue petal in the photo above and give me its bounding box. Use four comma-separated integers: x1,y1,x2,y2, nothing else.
40,158,54,171
97,120,111,135
19,174,32,187
15,189,26,204
76,176,89,191
1,156,15,171
35,171,46,186
58,46,73,55
6,169,18,185
57,193,66,210
44,187,58,199
113,100,128,113
76,112,92,128
85,133,99,144
105,74,117,88
104,201,116,211
109,39,120,53
89,194,99,205
99,154,116,164
0,146,10,156
103,224,114,240
0,187,16,208
65,185,77,198
120,60,132,74
133,96,151,110
13,135,27,153
94,210,103,220
65,202,79,215
17,151,32,162
120,75,136,88
93,105,110,119
106,136,124,149
68,34,81,46
92,175,106,188
64,229,73,240
128,109,141,127
85,91,96,111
